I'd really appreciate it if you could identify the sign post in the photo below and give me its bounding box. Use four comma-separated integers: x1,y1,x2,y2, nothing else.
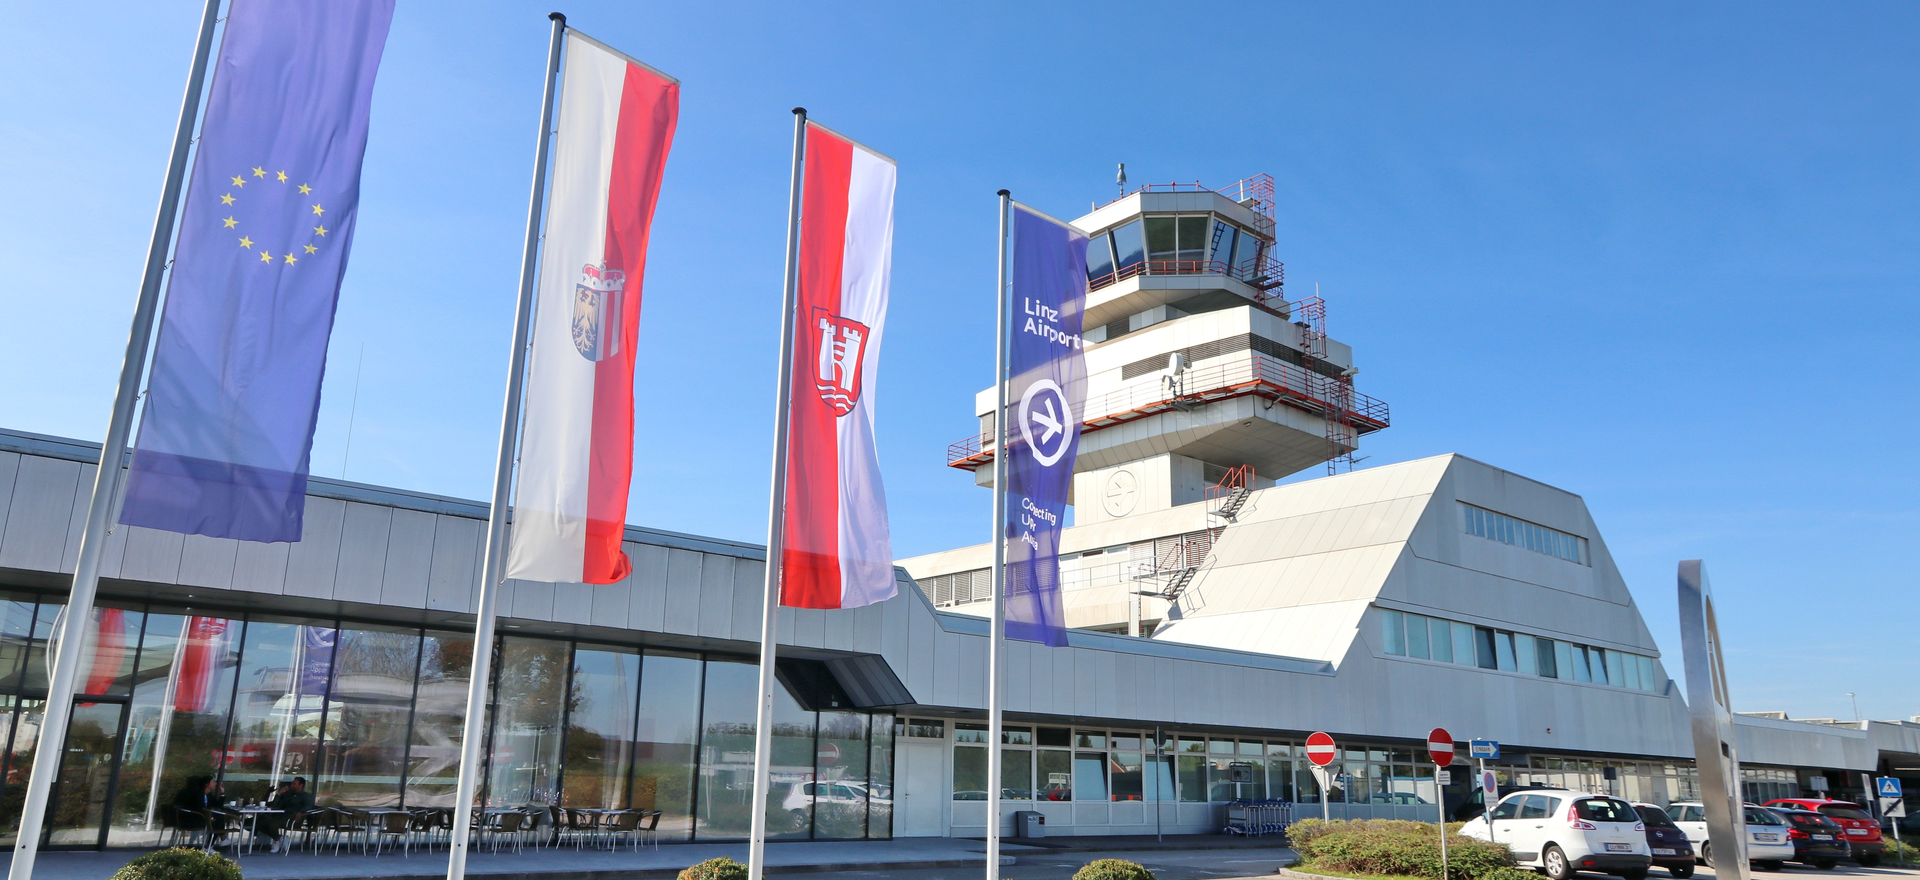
1879,778,1905,867
1308,731,1337,822
1430,728,1456,880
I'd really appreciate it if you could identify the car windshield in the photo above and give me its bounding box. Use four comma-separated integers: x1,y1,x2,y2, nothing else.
1746,808,1784,825
1788,813,1840,831
1636,806,1677,827
1820,806,1873,821
1575,798,1637,823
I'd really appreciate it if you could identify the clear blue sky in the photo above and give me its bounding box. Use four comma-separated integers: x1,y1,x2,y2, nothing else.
3,3,1915,723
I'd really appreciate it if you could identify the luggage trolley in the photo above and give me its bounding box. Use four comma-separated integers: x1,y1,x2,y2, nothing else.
1223,799,1294,836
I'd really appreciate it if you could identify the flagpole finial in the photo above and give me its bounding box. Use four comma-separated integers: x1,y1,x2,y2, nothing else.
792,107,806,116
997,189,1010,197
548,11,565,22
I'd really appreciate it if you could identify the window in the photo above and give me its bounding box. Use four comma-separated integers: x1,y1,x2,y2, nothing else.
1452,622,1476,666
1085,232,1116,282
1514,633,1537,676
1536,638,1559,678
1110,221,1145,272
1573,646,1593,682
1575,798,1636,822
1460,502,1588,565
1382,610,1406,656
1555,641,1576,681
1518,795,1550,819
1430,618,1455,663
1606,650,1626,687
1036,727,1069,747
953,745,987,800
901,718,944,738
1036,749,1071,801
1211,223,1238,266
1005,725,1035,746
1004,748,1034,799
1496,631,1518,672
1638,656,1657,692
955,722,989,744
1406,614,1431,659
1489,796,1521,820
1475,627,1499,670
1075,752,1109,802
1177,216,1208,261
1111,751,1144,801
1145,217,1177,261
1176,754,1207,802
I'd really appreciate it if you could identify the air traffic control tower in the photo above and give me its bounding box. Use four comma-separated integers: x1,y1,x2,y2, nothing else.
913,175,1390,634
947,175,1388,523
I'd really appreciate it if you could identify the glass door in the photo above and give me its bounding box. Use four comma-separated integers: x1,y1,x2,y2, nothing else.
45,700,129,848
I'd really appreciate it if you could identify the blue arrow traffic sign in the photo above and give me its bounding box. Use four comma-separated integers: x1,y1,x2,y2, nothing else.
1469,740,1500,759
1880,777,1903,798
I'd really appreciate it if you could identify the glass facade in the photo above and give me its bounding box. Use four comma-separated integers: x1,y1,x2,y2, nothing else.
0,595,893,848
1379,608,1664,693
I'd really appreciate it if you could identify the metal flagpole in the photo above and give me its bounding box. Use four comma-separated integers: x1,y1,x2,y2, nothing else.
8,1,222,875
446,13,567,880
747,106,809,880
985,189,1012,880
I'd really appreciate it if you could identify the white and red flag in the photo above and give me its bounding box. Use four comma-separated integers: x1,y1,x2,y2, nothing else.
779,123,897,609
507,31,678,584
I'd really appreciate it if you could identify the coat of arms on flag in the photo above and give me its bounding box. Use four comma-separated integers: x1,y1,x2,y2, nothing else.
572,261,625,362
813,306,869,416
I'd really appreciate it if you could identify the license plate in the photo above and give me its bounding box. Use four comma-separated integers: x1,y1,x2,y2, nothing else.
1653,848,1676,856
1606,843,1633,852
1756,833,1780,841
1813,834,1832,841
1848,829,1869,836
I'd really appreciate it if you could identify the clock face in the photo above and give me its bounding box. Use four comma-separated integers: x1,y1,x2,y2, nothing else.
1102,469,1138,517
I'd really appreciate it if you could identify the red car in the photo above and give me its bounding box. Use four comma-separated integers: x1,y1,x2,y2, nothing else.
1764,798,1884,866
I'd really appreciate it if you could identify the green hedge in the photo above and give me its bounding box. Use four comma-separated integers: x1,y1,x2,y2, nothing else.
1074,858,1157,880
1289,818,1515,880
677,857,747,880
109,848,242,880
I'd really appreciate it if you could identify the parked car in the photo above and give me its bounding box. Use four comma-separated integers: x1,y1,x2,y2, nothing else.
1664,802,1795,870
1765,798,1885,866
1454,783,1566,822
1630,803,1695,878
1770,807,1853,870
1460,789,1652,880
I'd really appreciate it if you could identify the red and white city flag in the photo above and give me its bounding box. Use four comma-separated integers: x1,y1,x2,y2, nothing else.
779,122,896,609
507,31,678,585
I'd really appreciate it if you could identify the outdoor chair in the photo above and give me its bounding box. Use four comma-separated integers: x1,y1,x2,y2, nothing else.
638,810,662,849
562,808,595,849
483,809,527,854
372,810,413,857
203,809,244,854
601,810,643,851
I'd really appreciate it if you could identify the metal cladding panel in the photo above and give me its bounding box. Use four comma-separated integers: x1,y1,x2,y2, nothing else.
176,534,238,590
661,548,703,635
823,599,855,649
332,503,394,605
58,463,96,573
729,558,764,642
850,593,884,654
0,451,21,544
792,606,827,649
695,553,735,640
626,543,669,631
509,578,554,621
119,527,185,586
0,455,79,571
552,580,595,626
955,629,985,710
1004,638,1032,709
231,539,290,595
589,545,639,625
425,516,482,613
379,509,437,608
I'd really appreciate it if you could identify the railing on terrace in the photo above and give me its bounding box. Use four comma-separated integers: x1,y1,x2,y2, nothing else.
1087,255,1284,294
947,351,1389,468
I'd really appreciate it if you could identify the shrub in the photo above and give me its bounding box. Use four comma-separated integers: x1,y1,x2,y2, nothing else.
1074,858,1157,880
678,857,748,880
1290,818,1515,880
109,848,242,880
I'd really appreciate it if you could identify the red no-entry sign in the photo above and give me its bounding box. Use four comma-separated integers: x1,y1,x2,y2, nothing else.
1427,728,1455,767
1306,731,1337,767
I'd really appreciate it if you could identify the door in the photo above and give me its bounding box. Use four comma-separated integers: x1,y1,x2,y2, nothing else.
1487,794,1531,860
894,741,944,837
45,700,129,849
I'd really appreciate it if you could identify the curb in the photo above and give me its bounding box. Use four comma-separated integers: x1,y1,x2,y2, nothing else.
263,856,1018,880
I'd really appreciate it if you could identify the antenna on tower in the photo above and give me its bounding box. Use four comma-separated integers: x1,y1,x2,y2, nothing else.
1116,163,1127,197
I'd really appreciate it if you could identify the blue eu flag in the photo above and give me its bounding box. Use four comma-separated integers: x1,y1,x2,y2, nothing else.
122,0,395,542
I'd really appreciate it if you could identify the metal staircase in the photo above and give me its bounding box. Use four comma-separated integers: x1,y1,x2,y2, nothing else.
1132,466,1256,605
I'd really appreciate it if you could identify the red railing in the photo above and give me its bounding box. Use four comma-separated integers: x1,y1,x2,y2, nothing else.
1087,255,1284,294
947,352,1389,468
1206,464,1255,506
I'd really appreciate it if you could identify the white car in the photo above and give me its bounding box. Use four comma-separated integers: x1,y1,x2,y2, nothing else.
1663,802,1796,870
1461,789,1652,880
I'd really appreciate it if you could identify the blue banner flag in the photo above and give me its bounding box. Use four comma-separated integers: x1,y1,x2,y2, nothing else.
120,0,395,542
1003,204,1089,647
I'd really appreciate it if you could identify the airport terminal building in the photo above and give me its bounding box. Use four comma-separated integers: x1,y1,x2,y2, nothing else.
1,180,1915,850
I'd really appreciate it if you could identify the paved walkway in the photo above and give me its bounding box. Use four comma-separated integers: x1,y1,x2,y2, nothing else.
2,837,1024,880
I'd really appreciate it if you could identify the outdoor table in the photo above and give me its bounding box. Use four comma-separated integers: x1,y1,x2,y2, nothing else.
230,807,282,856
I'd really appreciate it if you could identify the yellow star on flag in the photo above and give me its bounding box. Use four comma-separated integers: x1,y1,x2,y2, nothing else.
284,253,298,264
252,166,266,178
313,224,328,236
238,236,253,249
311,204,325,216
303,244,317,254
230,176,246,187
222,216,237,228
276,171,288,182
260,251,273,262
220,193,236,205
297,183,312,195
